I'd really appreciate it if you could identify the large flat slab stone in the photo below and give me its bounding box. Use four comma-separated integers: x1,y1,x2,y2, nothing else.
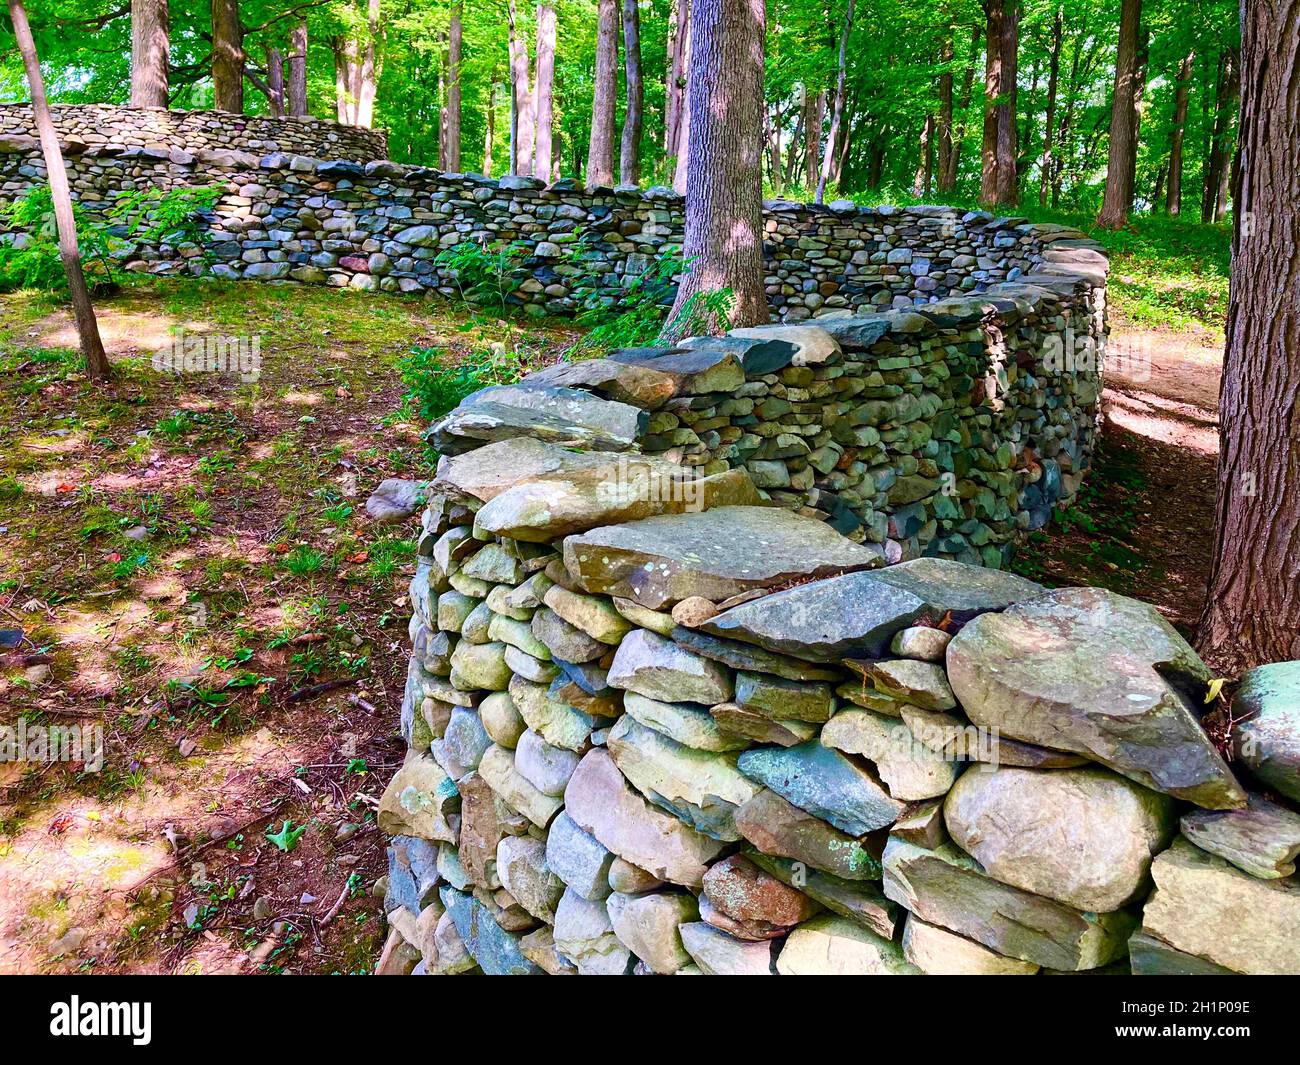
1141,837,1300,975
776,914,920,975
734,789,881,881
700,571,927,662
946,587,1247,809
1233,659,1300,802
563,506,882,609
1180,792,1300,879
428,384,648,455
868,557,1044,622
881,837,1137,971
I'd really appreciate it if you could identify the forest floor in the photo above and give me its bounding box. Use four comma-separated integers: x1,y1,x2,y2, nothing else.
0,219,1225,973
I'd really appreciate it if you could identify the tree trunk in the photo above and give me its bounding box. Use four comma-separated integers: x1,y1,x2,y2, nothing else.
484,66,498,176
587,0,620,187
333,0,382,127
942,22,979,193
287,21,308,116
130,0,169,108
1038,6,1062,207
673,67,692,192
993,0,1018,204
507,0,535,176
816,0,854,204
534,3,556,182
444,4,463,171
665,0,690,159
1197,0,1300,672
620,0,644,185
767,100,783,193
265,46,285,117
8,0,109,380
804,89,825,192
913,114,935,198
211,0,245,113
1096,0,1142,228
937,35,954,194
1203,46,1239,222
1161,54,1192,214
661,0,768,339
979,0,1003,206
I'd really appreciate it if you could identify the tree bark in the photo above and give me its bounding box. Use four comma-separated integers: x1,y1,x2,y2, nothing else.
1163,49,1194,214
993,0,1018,204
484,65,498,176
1203,46,1239,222
665,0,690,159
661,0,768,339
672,66,692,192
1038,6,1062,206
803,89,825,192
620,0,644,185
130,0,169,108
287,20,308,116
8,0,109,380
1197,0,1300,672
333,0,382,127
534,3,557,182
211,0,245,113
816,0,854,204
1096,0,1142,228
937,34,954,194
979,0,1003,206
265,46,286,117
444,4,463,171
913,114,935,197
507,0,535,176
941,22,979,193
587,0,620,187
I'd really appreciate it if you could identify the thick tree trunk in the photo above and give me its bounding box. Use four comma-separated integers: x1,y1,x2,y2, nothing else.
1038,6,1062,207
672,68,692,192
8,0,109,380
816,0,854,203
265,46,285,117
665,0,690,160
1164,49,1193,214
587,0,620,187
130,0,169,107
804,89,825,192
444,4,463,171
287,21,308,116
534,4,557,182
507,0,535,176
333,0,382,127
1096,0,1142,228
977,5,1018,200
211,0,245,113
620,0,644,185
661,0,768,339
1197,0,1300,672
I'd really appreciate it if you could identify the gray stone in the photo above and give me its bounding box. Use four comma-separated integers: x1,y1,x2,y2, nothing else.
844,658,956,711
438,886,541,975
738,741,905,835
623,691,751,752
881,837,1138,971
747,853,899,938
734,672,836,722
495,835,564,921
377,755,459,842
1127,930,1241,976
901,705,1089,768
1141,837,1300,975
678,921,777,975
947,588,1247,808
607,629,734,704
365,477,426,522
531,606,608,663
563,506,882,609
442,706,491,770
821,709,959,801
545,812,614,900
508,674,596,751
553,887,632,975
710,703,819,747
868,556,1044,621
777,914,921,975
734,789,881,881
1234,660,1300,802
944,766,1177,911
890,625,953,661
671,625,843,682
514,728,581,797
606,891,699,974
700,571,927,662
1180,793,1300,879
476,743,564,828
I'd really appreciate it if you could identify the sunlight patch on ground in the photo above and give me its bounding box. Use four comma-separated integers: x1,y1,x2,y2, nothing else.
32,309,184,358
1104,388,1219,456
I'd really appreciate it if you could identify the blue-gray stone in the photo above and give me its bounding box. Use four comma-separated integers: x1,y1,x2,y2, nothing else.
439,886,542,975
738,741,905,836
1234,660,1300,802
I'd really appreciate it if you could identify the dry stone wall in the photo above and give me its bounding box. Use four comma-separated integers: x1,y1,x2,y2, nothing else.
0,104,387,162
0,112,1096,323
375,438,1300,977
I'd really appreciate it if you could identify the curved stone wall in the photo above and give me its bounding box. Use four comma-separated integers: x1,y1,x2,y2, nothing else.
0,104,388,162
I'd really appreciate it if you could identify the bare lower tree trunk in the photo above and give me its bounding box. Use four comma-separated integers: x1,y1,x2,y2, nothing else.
484,66,498,176
265,47,286,117
661,0,767,339
130,0,169,107
993,0,1018,205
211,0,245,113
1202,47,1239,222
1096,0,1142,228
1164,49,1193,214
1039,6,1062,207
942,23,979,193
803,89,824,192
620,0,644,185
979,0,1003,206
287,21,308,116
587,0,620,187
913,114,935,197
815,0,854,203
937,34,954,194
1197,0,1300,672
8,0,108,380
507,0,535,176
441,4,462,171
333,0,382,127
672,70,692,192
665,0,690,158
534,4,556,181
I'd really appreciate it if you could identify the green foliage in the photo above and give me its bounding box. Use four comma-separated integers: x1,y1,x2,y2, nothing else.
397,342,531,422
265,819,307,853
434,237,529,313
109,184,223,249
0,185,116,293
